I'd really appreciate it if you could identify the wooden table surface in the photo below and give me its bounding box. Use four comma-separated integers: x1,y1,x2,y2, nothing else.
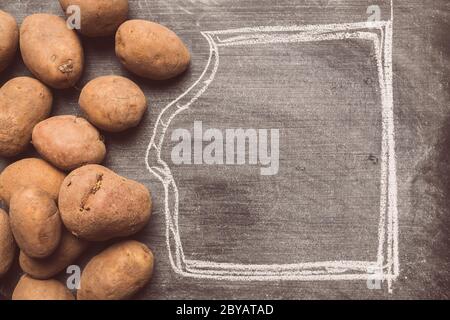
0,0,449,299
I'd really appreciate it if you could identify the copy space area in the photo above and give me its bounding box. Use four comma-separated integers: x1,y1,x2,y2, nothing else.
163,38,382,265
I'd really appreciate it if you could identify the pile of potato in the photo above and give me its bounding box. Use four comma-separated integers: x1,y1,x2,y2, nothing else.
0,0,191,300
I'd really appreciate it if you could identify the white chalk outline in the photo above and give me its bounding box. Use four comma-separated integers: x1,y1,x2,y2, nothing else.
145,17,398,291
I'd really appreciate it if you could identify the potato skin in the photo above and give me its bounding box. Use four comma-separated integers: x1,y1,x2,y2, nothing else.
0,158,65,206
19,229,88,280
20,14,84,89
0,10,19,73
59,165,151,241
0,77,53,157
59,0,128,37
32,115,106,171
12,275,74,300
0,209,16,277
78,240,154,300
10,188,62,259
115,20,190,80
79,76,147,132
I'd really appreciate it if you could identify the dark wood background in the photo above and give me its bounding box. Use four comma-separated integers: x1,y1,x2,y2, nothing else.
0,0,449,299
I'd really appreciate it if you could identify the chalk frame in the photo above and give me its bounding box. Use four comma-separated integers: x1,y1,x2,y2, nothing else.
146,19,399,291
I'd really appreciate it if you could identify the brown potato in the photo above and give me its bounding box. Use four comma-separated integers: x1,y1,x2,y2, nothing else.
10,188,62,258
12,275,74,300
20,14,84,89
0,209,16,277
0,77,53,157
0,158,65,206
59,165,151,241
32,115,106,171
19,229,88,280
79,76,147,132
77,240,154,300
115,20,190,80
0,10,19,73
59,0,128,37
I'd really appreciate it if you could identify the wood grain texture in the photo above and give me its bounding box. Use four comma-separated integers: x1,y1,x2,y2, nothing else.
0,0,449,299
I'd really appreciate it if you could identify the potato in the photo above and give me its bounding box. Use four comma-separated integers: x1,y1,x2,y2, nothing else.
0,10,19,73
20,14,84,89
0,77,53,157
0,209,16,277
10,188,62,258
115,20,190,80
19,229,88,280
12,275,74,300
0,158,65,206
32,115,106,171
78,240,153,300
79,76,147,132
59,165,151,241
59,0,128,37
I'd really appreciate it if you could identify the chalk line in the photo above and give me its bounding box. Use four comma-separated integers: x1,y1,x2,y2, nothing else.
145,17,398,292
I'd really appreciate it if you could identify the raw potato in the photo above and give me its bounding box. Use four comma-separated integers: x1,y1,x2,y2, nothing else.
20,14,84,89
79,76,147,132
0,10,19,73
78,240,154,300
0,158,65,206
12,275,74,300
19,229,88,280
59,0,128,37
115,20,190,80
32,115,106,171
0,77,53,157
0,209,16,277
59,165,152,241
10,188,62,258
